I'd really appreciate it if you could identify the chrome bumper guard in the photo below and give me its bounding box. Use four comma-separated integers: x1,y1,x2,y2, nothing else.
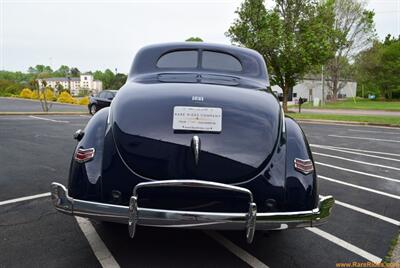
50,180,334,244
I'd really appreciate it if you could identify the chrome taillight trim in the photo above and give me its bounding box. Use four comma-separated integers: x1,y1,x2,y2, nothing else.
294,158,314,175
74,148,95,163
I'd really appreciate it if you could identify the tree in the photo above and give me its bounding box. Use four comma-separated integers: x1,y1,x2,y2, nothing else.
186,37,203,42
111,73,127,90
27,65,53,74
93,70,127,90
55,65,70,77
38,79,52,112
227,0,337,111
325,0,375,101
70,67,80,77
355,35,400,100
55,83,64,92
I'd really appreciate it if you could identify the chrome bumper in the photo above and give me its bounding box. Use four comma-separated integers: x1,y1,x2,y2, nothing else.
50,180,334,243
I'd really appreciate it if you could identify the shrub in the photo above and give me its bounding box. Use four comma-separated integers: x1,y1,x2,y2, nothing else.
57,91,76,104
0,79,24,96
19,88,33,99
78,96,89,105
31,90,39,99
41,88,54,101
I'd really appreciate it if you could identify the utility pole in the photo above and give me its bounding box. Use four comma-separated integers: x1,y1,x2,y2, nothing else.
321,65,325,106
67,71,71,93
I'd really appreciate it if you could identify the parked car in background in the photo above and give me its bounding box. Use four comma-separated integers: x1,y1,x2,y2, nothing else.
51,42,334,244
88,90,118,114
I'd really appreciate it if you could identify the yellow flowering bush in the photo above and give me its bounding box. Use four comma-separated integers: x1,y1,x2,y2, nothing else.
29,88,55,101
57,91,76,104
19,88,33,99
31,90,39,99
78,96,89,105
42,88,55,101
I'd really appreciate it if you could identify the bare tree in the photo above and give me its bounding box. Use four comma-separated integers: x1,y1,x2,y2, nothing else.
30,78,52,112
39,80,52,112
326,0,375,101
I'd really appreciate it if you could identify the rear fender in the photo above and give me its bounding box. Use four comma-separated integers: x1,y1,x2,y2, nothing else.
284,117,318,211
68,108,109,201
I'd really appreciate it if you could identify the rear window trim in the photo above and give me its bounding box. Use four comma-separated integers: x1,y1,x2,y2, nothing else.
156,49,245,74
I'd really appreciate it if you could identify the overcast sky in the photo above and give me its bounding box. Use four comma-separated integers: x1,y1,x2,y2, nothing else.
1,0,399,73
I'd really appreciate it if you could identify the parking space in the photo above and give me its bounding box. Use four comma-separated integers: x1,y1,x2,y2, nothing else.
0,116,399,267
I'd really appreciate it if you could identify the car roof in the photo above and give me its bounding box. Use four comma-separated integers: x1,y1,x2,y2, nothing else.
128,42,269,86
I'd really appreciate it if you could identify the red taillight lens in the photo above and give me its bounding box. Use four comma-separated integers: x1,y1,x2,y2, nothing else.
74,148,95,163
294,158,314,175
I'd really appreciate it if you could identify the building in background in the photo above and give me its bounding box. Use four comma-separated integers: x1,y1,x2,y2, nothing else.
272,78,357,104
37,74,103,96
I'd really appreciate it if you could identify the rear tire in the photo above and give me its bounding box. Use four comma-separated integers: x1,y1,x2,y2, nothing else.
89,104,97,115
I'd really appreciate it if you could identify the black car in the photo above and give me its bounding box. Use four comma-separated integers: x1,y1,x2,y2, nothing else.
88,90,118,114
51,42,334,244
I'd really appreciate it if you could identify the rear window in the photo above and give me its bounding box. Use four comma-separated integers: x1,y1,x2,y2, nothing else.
157,50,198,68
201,51,242,72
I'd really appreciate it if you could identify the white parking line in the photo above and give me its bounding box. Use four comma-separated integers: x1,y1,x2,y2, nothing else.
328,134,400,143
204,231,269,268
0,193,120,267
0,192,50,206
306,227,382,263
319,175,400,200
79,115,92,118
310,144,400,157
315,162,400,183
348,129,400,135
313,152,400,172
320,195,400,226
312,145,400,163
75,216,120,268
29,115,70,123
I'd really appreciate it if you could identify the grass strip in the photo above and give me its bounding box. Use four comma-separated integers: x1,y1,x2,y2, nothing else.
290,113,400,127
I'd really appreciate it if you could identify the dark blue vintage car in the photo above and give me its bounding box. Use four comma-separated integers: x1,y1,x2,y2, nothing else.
51,42,334,243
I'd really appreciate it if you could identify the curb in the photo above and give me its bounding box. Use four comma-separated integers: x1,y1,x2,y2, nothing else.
0,112,89,116
294,119,400,128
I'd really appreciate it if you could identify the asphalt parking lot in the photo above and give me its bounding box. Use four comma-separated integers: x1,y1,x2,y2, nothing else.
0,114,399,267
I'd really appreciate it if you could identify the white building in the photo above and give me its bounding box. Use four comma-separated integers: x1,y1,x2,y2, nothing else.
272,78,357,104
38,74,103,96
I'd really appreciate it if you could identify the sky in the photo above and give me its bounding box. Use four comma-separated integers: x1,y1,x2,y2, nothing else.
0,0,399,73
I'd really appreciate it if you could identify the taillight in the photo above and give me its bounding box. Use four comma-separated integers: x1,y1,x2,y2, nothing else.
294,158,314,175
74,148,95,163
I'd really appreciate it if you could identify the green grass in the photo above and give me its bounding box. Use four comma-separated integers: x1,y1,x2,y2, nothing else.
384,231,400,263
297,98,400,111
290,113,400,126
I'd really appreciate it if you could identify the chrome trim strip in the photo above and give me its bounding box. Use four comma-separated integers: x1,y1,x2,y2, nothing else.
50,182,334,244
191,135,201,166
132,179,253,200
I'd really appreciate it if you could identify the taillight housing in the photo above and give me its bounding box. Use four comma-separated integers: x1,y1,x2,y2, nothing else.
294,158,314,175
74,148,95,163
